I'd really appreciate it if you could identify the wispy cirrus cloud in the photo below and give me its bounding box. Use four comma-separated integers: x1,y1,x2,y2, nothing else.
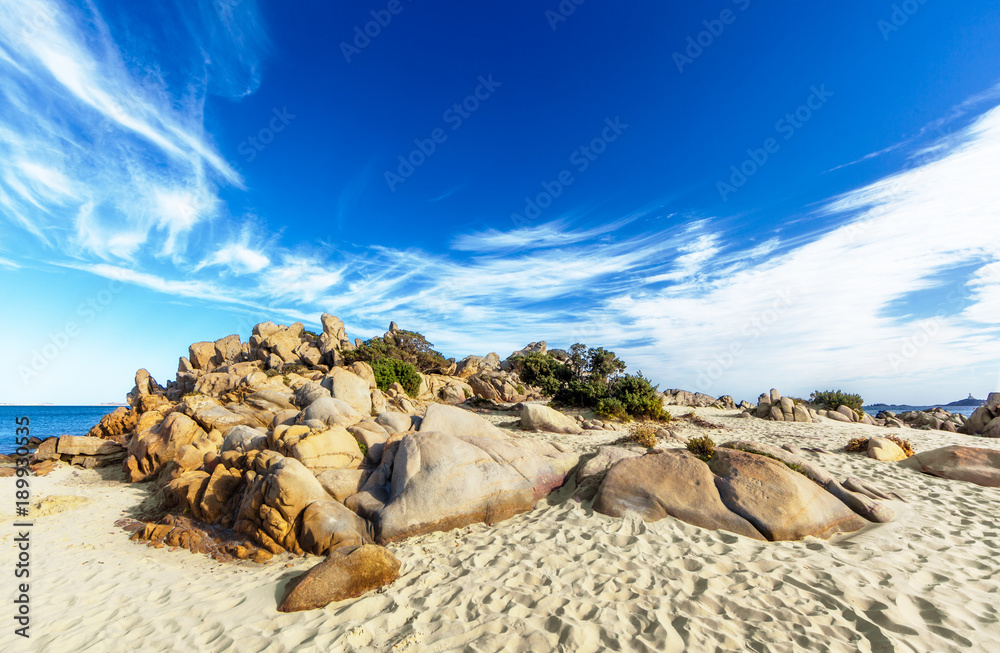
0,0,266,265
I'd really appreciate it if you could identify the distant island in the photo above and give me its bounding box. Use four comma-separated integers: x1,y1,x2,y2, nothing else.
865,394,983,409
944,394,984,407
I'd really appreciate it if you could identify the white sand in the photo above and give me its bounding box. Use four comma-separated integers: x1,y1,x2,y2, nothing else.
3,410,1000,652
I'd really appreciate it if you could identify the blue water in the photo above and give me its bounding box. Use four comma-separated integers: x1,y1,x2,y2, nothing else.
864,404,980,418
0,405,119,453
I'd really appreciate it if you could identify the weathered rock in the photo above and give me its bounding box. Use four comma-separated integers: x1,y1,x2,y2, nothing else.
126,413,210,482
370,432,576,543
294,382,331,407
322,368,372,415
299,499,372,555
189,342,217,371
347,423,389,463
983,416,1000,439
594,451,765,540
234,453,329,554
244,389,296,413
70,452,126,468
376,411,418,434
198,464,244,523
901,445,1000,487
316,468,370,502
277,544,400,612
419,404,508,439
836,405,858,422
825,410,852,423
520,404,583,434
271,424,363,471
575,446,641,496
87,406,137,440
30,437,59,462
300,396,362,429
221,425,268,454
868,437,907,462
58,436,125,456
662,389,719,408
709,449,866,541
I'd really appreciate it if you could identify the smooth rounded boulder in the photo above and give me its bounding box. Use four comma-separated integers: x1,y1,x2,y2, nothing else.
709,449,866,541
901,445,1000,487
520,404,583,434
278,544,401,612
419,404,508,439
372,432,576,543
594,451,765,540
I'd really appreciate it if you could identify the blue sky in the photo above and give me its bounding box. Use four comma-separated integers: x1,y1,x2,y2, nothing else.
1,0,999,405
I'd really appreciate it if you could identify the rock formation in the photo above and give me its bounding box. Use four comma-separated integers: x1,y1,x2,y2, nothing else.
900,445,1000,487
594,439,894,541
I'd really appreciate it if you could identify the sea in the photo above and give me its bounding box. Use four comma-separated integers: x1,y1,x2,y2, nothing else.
0,405,118,454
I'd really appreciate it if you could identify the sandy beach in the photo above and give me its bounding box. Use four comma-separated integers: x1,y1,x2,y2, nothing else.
4,408,1000,652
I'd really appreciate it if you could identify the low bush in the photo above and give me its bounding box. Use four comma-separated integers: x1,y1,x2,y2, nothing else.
687,435,716,462
886,435,915,457
844,437,869,453
629,423,659,448
595,397,629,421
371,359,421,397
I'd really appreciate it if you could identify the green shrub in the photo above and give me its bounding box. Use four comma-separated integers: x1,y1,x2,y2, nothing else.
810,389,864,413
555,378,609,408
595,397,629,421
345,329,449,372
611,373,669,421
687,435,716,462
371,359,421,397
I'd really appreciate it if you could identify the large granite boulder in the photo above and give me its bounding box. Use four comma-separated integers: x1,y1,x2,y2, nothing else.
271,424,363,471
359,432,576,543
419,404,508,439
300,396,362,429
58,436,125,456
86,407,137,440
709,449,866,541
299,498,372,555
593,443,885,542
233,452,329,554
278,544,401,612
594,451,765,540
125,413,212,482
220,425,268,454
322,368,372,415
868,437,907,462
901,445,1000,487
520,404,583,434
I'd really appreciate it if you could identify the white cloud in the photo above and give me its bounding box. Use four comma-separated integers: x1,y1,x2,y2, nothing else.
0,0,264,264
451,216,639,252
